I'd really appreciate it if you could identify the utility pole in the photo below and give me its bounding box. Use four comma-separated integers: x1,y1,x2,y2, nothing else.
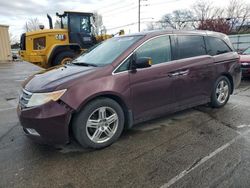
138,0,141,32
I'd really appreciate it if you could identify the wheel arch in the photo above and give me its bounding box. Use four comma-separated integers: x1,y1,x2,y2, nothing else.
220,73,234,94
70,92,133,133
48,44,82,65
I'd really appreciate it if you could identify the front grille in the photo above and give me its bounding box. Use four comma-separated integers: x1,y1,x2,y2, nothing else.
20,33,26,50
19,89,32,109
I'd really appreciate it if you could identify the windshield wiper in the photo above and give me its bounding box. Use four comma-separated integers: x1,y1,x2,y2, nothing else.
72,62,98,67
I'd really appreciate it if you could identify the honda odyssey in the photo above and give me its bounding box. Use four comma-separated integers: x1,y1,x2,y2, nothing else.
18,30,241,149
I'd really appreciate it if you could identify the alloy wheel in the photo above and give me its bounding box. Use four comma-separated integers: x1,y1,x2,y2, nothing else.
216,80,229,104
86,106,119,143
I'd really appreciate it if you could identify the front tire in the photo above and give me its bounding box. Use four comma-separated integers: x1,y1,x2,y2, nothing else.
211,76,231,108
72,98,125,149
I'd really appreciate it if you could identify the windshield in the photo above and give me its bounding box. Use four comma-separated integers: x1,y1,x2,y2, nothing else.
73,36,142,66
243,47,250,55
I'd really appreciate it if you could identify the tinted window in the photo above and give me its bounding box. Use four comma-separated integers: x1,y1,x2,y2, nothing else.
136,36,172,65
205,37,232,56
177,35,206,59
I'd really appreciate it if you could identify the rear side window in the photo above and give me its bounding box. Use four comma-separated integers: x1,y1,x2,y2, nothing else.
136,35,172,65
177,35,206,59
205,37,232,56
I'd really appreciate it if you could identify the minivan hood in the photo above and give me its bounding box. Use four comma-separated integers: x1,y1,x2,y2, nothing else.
24,64,95,92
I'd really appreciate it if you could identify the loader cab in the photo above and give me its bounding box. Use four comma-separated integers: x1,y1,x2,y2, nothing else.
56,11,96,49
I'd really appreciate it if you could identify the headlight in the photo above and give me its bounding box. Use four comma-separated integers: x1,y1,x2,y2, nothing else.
26,89,67,107
242,62,250,66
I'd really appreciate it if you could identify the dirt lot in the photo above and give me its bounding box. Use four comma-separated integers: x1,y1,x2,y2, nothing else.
1,61,250,188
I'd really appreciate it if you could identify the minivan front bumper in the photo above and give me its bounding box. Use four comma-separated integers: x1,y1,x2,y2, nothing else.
17,101,72,145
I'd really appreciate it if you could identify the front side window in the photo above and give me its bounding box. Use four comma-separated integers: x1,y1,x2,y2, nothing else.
177,35,206,59
205,36,232,56
136,35,172,65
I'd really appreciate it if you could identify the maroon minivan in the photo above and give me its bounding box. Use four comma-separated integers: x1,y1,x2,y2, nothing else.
239,47,250,77
17,30,241,149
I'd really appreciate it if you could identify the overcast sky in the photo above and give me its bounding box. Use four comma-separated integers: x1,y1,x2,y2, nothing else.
0,0,232,41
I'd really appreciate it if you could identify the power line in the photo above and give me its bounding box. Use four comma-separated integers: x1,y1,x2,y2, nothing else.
93,0,127,12
107,22,137,30
147,0,182,6
102,7,138,18
101,4,137,17
99,2,136,15
148,0,182,5
106,15,250,31
106,20,152,31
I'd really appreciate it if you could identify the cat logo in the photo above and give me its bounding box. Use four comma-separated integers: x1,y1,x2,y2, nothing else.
55,34,66,41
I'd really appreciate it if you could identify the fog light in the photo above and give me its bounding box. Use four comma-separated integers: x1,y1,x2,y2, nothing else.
26,128,40,136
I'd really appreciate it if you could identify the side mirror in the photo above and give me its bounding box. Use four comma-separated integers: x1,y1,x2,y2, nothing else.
134,57,152,69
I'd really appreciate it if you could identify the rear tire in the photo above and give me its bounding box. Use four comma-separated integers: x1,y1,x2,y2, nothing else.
211,76,231,108
52,51,75,66
72,98,125,149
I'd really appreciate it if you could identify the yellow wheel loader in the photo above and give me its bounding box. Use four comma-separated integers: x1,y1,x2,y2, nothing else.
19,11,124,69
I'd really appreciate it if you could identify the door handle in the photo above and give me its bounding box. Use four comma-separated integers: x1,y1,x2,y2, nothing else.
168,69,189,77
168,72,180,77
179,70,189,76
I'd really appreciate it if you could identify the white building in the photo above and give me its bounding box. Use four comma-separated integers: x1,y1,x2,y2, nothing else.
0,25,11,62
229,34,250,51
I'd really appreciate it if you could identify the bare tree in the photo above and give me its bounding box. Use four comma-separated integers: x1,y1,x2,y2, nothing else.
192,1,229,33
146,22,156,31
23,18,42,32
192,1,225,29
54,20,62,29
93,12,104,35
146,21,163,31
160,13,176,29
197,18,231,34
9,32,18,45
146,0,250,34
161,10,195,29
193,0,213,21
226,0,250,33
192,0,250,33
